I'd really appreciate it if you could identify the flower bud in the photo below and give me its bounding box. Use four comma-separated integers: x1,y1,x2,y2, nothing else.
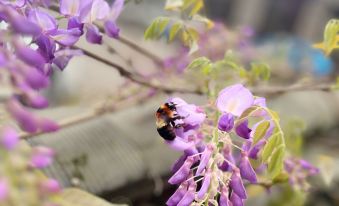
239,153,257,183
219,186,230,206
0,127,19,150
230,192,244,206
177,183,195,206
30,146,54,169
196,144,213,175
218,113,234,132
197,171,211,200
166,182,188,206
230,170,247,199
235,120,251,139
168,156,195,185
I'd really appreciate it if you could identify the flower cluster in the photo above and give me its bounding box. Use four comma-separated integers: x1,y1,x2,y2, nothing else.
160,84,317,206
0,1,124,204
0,127,59,205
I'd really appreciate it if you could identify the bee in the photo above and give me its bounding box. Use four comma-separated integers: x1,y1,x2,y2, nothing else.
155,102,183,141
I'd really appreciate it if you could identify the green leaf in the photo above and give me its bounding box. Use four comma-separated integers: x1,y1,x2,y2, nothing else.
253,120,270,145
188,57,211,69
165,0,184,10
144,17,170,40
268,145,285,178
262,131,283,162
251,62,271,81
168,22,183,42
189,0,203,16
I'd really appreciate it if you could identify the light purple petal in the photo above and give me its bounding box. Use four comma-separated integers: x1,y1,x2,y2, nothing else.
104,20,120,38
80,0,110,23
27,9,57,32
196,144,213,175
39,179,61,194
6,99,39,133
216,84,254,116
15,44,46,68
197,171,211,199
0,127,19,150
177,185,195,206
230,170,247,199
219,186,230,206
9,12,42,36
166,182,188,206
168,156,194,185
239,154,257,183
60,0,81,16
109,0,124,21
30,146,54,168
86,24,102,44
166,137,195,151
50,28,81,46
38,118,59,132
230,192,244,206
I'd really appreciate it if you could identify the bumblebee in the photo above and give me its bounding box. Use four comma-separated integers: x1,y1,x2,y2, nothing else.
155,102,183,141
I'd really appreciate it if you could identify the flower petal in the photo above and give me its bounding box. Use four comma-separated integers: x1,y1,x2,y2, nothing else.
168,156,195,185
239,154,257,183
216,84,254,116
230,170,247,199
235,120,251,139
86,24,102,44
218,113,234,132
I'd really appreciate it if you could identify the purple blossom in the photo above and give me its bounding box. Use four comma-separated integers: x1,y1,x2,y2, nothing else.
197,171,211,199
230,192,244,206
230,170,247,199
196,144,214,175
86,24,102,44
239,153,257,183
0,127,19,150
219,186,231,206
166,182,188,206
27,9,57,33
218,113,234,132
39,179,61,194
177,183,195,206
216,84,254,116
235,120,251,139
168,156,195,185
30,146,54,169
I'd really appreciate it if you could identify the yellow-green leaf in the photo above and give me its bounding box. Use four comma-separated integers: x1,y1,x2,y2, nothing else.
262,131,283,162
268,145,285,178
253,120,270,145
168,22,183,42
188,57,211,69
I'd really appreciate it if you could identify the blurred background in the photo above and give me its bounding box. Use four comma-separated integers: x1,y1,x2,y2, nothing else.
22,0,339,205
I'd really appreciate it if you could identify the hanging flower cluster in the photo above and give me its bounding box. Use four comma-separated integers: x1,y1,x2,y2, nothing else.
0,1,124,204
0,127,60,205
157,84,318,206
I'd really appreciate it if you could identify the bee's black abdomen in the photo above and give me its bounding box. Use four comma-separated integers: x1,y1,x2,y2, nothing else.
157,125,176,141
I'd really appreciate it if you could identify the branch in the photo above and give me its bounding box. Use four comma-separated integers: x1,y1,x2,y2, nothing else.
20,91,154,139
73,45,203,95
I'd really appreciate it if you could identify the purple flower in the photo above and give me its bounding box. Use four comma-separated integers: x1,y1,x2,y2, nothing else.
6,98,39,133
218,113,234,132
166,182,188,206
216,84,254,116
197,171,211,199
177,183,195,206
27,9,57,33
50,28,81,46
235,120,251,139
196,144,214,175
8,10,42,36
39,179,61,194
79,0,110,24
60,0,82,17
219,186,230,206
239,153,257,183
168,97,206,127
104,20,120,38
168,156,195,185
38,118,59,132
230,192,244,206
15,43,46,68
0,127,19,150
85,24,102,44
230,170,247,199
30,146,54,168
248,140,266,159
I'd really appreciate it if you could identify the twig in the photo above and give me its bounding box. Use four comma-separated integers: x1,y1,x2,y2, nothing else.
73,45,204,95
250,84,334,95
20,91,154,139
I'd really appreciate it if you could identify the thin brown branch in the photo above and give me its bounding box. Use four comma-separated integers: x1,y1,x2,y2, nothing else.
73,45,204,95
20,91,154,139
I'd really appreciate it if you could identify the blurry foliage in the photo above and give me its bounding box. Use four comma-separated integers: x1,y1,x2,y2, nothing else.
283,118,305,157
145,0,213,52
268,184,306,206
314,19,339,55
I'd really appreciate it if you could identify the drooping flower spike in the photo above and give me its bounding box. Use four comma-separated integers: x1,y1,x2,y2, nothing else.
157,84,318,205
